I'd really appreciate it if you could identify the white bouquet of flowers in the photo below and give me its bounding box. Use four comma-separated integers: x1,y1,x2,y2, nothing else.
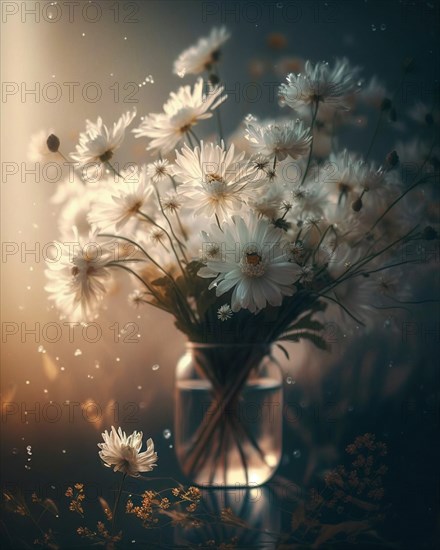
40,27,438,486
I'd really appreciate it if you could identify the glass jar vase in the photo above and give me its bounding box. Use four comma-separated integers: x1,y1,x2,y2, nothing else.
175,343,283,487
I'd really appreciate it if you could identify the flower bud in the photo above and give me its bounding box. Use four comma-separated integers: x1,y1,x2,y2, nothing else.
46,134,60,152
351,197,363,212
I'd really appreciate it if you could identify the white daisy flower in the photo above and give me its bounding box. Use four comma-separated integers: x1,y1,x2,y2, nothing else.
59,192,95,239
149,226,167,245
279,58,360,112
146,158,172,184
70,109,136,166
45,229,115,321
245,119,311,161
132,79,226,154
98,426,158,477
217,303,233,321
198,215,302,313
88,165,153,232
249,183,288,220
174,26,230,77
174,141,259,220
289,177,330,220
161,191,183,213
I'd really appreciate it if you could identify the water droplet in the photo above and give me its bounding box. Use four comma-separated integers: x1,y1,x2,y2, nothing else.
293,449,301,458
37,345,46,353
60,367,65,371
62,449,67,454
43,389,48,394
124,36,127,40
116,357,121,362
81,32,85,37
163,429,172,440
380,23,386,30
152,364,160,371
24,465,31,470
388,361,393,368
371,24,377,31
74,349,82,356
12,448,18,455
26,380,30,385
169,444,173,448
137,385,142,390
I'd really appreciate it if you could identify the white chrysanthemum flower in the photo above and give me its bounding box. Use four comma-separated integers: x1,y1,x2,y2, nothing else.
320,150,367,204
45,229,114,321
174,26,230,77
245,120,311,161
150,227,167,245
133,79,226,154
71,109,136,166
59,192,95,239
174,141,259,220
146,159,172,184
88,165,153,231
249,182,290,220
198,215,302,313
279,58,360,111
289,178,330,220
27,129,58,162
217,303,233,321
98,426,158,477
162,191,183,213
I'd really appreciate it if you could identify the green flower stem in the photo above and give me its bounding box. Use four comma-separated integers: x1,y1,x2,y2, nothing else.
111,473,126,535
299,99,319,187
188,128,201,147
138,210,187,279
105,160,123,178
153,187,189,263
106,263,167,312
